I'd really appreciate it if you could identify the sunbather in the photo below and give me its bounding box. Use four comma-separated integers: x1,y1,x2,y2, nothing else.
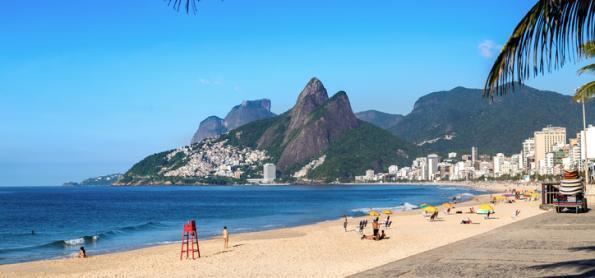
460,218,473,224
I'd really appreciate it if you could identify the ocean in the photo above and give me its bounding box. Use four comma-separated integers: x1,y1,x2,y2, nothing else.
0,184,484,264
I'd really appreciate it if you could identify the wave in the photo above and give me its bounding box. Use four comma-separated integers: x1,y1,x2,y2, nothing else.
437,187,459,190
351,202,419,215
0,221,165,254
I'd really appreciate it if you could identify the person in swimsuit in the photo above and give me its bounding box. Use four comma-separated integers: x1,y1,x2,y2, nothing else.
372,219,379,239
222,226,229,249
79,246,87,258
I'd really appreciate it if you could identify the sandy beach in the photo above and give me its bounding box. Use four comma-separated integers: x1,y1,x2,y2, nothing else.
0,190,545,278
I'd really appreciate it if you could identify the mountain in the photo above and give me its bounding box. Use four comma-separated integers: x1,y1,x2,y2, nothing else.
386,84,595,155
121,78,418,184
224,99,275,130
190,99,275,144
222,78,418,181
355,110,404,130
191,116,226,143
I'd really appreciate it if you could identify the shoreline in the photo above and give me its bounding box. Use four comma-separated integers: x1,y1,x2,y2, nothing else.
0,184,545,277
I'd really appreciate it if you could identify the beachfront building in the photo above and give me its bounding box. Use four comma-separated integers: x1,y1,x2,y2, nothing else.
388,165,399,175
471,146,478,168
448,152,457,159
427,154,440,180
534,126,566,163
493,153,505,177
263,163,276,183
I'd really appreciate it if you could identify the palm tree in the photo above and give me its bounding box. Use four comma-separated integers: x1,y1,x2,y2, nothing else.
573,42,595,101
484,0,595,97
572,42,595,183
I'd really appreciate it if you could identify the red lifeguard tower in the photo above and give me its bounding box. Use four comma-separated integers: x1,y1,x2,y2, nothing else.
180,220,200,260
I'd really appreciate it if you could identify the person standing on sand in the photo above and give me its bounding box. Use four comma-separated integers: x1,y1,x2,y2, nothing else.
372,219,380,239
222,226,229,249
343,215,348,232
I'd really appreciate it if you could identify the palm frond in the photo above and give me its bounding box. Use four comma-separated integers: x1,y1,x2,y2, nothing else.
578,63,595,75
166,0,200,14
583,41,595,57
573,81,595,101
484,0,595,97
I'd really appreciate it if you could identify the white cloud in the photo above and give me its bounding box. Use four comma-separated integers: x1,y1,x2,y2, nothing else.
198,77,224,86
478,40,500,58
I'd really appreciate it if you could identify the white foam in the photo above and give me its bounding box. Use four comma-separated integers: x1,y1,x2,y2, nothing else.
351,202,419,213
64,238,84,246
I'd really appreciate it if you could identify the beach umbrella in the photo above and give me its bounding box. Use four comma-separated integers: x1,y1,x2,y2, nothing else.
422,206,438,213
441,203,453,208
476,204,494,215
383,209,393,215
369,210,380,216
419,203,429,208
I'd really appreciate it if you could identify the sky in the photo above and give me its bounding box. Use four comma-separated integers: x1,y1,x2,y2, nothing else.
0,1,592,186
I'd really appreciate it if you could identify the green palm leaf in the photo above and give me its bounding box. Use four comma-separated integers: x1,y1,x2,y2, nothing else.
484,0,595,97
573,81,595,101
578,63,595,75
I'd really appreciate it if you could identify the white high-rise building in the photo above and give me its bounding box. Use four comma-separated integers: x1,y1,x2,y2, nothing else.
388,165,399,175
471,146,478,166
493,153,505,177
545,152,555,175
580,125,595,160
427,154,440,180
263,163,276,183
365,169,375,180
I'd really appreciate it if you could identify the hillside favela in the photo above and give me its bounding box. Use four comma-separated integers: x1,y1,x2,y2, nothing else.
1,1,594,277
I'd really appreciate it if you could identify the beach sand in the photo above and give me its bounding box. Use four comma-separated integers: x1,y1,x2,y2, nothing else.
0,194,545,277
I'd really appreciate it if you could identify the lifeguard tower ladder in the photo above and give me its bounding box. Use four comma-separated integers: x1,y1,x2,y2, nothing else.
180,220,201,260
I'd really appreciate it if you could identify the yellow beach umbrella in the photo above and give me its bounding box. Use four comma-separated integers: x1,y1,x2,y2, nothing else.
383,209,393,215
478,204,494,211
369,210,380,216
422,206,438,213
441,203,453,208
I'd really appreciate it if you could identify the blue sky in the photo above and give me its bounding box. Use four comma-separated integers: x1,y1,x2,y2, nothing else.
0,1,591,186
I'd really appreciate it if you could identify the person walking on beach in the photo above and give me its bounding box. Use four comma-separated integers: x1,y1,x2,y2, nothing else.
343,215,348,231
372,219,380,239
222,226,229,249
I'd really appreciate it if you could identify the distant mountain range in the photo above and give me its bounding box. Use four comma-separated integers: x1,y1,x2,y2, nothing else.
356,84,595,155
120,78,417,184
355,110,404,130
118,80,592,185
191,99,275,144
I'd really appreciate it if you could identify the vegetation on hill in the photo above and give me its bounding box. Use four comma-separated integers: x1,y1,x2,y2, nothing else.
310,121,418,182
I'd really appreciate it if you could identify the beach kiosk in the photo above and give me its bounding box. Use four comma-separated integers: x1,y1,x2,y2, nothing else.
545,171,588,213
180,220,201,260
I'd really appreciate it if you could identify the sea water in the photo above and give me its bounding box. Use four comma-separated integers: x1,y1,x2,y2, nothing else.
0,184,484,264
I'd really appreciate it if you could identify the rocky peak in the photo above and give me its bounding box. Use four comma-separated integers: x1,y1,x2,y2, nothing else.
288,77,329,131
277,90,359,170
191,116,227,144
224,99,275,130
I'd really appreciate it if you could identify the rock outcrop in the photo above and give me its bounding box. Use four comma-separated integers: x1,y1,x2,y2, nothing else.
224,99,275,130
256,78,360,170
191,99,275,144
191,116,227,144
